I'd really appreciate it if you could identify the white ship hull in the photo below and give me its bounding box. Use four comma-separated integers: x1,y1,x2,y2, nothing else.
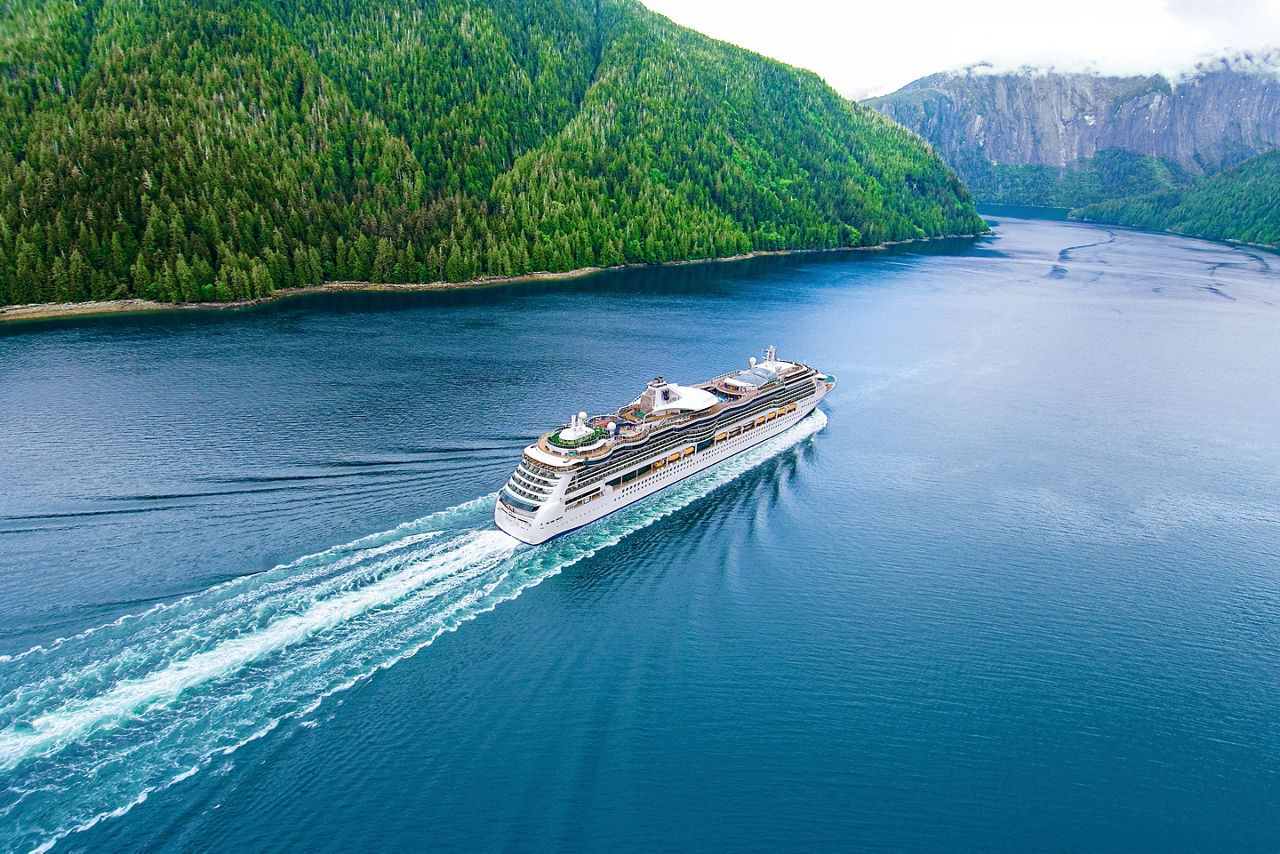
495,375,830,545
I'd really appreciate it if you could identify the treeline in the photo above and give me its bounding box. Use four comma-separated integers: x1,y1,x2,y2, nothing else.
1071,149,1280,246
951,148,1195,208
0,0,985,307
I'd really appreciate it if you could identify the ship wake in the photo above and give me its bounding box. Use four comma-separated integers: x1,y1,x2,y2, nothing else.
0,410,827,852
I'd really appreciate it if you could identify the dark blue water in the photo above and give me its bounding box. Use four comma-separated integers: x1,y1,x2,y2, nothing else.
2,216,1279,852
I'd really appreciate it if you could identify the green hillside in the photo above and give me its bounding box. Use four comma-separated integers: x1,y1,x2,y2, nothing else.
946,147,1194,209
0,0,984,307
1071,149,1280,246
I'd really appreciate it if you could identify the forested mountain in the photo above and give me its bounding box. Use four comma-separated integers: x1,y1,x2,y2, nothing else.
0,0,985,307
1070,149,1280,246
867,55,1280,207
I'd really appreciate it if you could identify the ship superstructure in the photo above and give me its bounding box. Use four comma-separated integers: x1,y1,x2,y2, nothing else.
495,347,835,544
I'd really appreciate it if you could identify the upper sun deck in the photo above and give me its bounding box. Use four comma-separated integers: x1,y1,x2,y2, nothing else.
527,348,811,467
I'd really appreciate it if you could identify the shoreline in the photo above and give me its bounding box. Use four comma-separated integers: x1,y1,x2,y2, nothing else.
1066,214,1280,255
0,234,983,325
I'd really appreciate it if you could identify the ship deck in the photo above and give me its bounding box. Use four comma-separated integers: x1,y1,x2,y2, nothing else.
533,367,806,462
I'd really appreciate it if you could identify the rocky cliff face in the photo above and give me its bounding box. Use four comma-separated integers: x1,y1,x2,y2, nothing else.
867,54,1280,205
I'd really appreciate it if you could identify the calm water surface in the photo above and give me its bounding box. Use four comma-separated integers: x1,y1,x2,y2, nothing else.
1,216,1278,852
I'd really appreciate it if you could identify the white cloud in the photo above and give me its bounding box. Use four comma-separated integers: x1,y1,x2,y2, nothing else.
640,0,1280,97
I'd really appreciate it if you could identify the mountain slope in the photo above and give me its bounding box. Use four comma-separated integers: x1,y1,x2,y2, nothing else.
1070,148,1280,247
0,0,985,307
867,57,1280,207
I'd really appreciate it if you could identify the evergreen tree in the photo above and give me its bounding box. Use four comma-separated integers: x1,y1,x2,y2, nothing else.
444,241,465,282
372,238,395,282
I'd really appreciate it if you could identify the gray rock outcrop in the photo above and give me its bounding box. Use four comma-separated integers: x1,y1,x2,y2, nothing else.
867,52,1280,204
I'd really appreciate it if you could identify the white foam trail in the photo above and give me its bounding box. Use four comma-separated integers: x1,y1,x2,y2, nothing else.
0,410,826,853
0,530,516,771
0,493,498,666
0,528,468,729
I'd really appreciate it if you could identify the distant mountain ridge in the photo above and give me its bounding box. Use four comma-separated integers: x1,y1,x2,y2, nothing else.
0,0,984,308
867,53,1280,207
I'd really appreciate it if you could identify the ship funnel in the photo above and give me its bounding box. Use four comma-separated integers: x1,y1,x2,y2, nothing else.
559,410,594,442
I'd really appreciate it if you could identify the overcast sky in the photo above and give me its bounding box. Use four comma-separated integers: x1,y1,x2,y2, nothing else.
642,0,1280,99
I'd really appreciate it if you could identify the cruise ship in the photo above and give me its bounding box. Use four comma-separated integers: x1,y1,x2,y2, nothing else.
495,347,835,544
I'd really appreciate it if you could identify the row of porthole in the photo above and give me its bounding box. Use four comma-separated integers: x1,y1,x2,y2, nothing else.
620,438,723,495
574,407,805,504
615,422,762,496
599,401,801,486
570,406,809,516
618,441,722,493
584,397,803,490
620,454,699,495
